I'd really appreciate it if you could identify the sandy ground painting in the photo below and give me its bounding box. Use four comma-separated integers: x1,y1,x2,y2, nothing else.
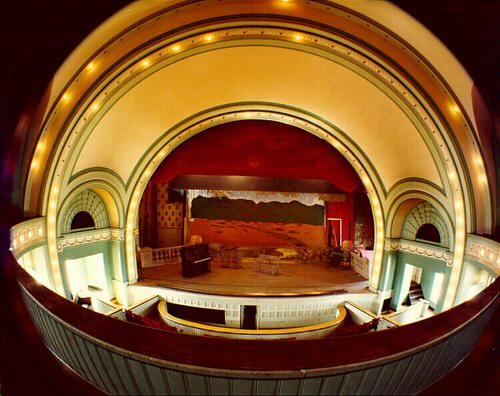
189,218,326,247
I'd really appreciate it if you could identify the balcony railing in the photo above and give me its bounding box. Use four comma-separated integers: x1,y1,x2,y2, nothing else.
14,250,499,395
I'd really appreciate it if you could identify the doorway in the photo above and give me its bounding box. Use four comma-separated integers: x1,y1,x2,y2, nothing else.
241,305,257,330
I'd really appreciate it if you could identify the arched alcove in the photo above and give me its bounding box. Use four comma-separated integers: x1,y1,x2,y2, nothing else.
416,223,441,244
60,190,110,235
401,202,450,248
70,211,95,231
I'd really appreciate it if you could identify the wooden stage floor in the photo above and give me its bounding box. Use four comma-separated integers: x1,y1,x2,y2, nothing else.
137,257,369,296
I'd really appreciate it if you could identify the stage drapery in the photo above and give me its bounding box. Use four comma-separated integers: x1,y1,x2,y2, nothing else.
152,120,362,193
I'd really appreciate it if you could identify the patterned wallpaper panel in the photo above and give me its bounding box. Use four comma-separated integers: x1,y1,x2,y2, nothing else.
157,184,183,229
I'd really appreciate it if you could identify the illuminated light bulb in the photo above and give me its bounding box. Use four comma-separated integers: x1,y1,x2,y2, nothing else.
456,216,464,226
451,104,460,113
294,33,304,41
480,174,487,184
449,171,456,180
171,44,181,52
62,93,70,102
476,156,483,166
363,176,370,184
141,59,150,67
134,190,140,197
91,103,99,112
204,34,214,42
37,142,44,151
375,209,382,218
48,216,55,224
31,160,37,169
159,150,165,157
87,62,95,71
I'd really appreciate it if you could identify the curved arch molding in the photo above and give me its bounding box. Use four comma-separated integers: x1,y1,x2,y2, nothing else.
401,202,451,248
23,1,493,300
59,189,109,235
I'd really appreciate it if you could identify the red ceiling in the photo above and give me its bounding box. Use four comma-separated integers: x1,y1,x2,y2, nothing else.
152,120,362,192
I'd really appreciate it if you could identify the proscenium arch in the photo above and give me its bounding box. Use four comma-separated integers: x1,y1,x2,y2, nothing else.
38,22,474,228
123,106,386,290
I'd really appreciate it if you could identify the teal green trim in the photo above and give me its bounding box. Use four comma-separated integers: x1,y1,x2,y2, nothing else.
378,249,397,292
387,178,446,199
69,167,126,191
110,239,128,283
390,250,451,313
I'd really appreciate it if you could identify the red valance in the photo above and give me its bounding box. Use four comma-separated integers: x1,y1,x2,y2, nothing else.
152,120,362,192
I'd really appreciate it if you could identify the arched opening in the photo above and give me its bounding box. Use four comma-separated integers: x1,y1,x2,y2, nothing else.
137,120,374,293
416,223,441,244
70,211,95,231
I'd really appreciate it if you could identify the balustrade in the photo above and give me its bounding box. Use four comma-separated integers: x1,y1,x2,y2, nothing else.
139,246,182,267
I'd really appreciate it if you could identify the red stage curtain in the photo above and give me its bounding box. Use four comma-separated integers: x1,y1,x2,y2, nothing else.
152,120,362,193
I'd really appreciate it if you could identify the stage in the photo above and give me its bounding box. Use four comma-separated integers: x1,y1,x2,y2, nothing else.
137,256,369,296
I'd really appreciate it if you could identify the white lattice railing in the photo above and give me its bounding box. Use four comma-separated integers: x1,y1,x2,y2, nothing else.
350,252,370,279
139,246,182,267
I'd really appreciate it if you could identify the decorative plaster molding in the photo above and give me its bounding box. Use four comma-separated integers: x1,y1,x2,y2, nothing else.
385,239,453,266
10,218,46,257
57,228,124,252
466,235,500,275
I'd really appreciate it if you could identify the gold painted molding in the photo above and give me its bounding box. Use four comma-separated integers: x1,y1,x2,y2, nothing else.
158,300,346,337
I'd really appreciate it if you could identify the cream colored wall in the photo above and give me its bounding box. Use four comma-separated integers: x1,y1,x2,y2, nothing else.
74,46,440,193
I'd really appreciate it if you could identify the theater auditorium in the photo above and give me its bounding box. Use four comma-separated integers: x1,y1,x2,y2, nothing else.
1,1,498,394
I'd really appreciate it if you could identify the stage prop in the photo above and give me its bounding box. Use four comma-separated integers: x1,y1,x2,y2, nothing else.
187,190,326,248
